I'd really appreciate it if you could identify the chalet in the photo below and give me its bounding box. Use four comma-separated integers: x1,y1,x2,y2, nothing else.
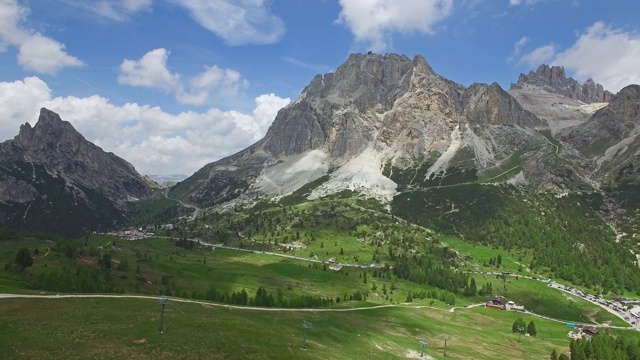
582,326,599,340
486,296,506,310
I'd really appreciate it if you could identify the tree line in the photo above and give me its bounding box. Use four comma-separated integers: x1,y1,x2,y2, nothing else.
551,333,640,360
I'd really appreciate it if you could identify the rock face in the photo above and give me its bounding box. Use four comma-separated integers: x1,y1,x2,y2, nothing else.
558,85,640,182
513,64,612,103
0,108,153,235
172,53,548,207
463,82,541,127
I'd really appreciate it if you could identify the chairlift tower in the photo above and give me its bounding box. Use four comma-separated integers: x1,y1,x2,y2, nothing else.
441,334,451,357
418,339,427,357
158,296,169,333
517,326,525,343
301,320,313,349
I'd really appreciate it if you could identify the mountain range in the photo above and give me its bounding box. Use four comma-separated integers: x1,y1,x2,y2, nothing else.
171,53,639,205
0,53,638,237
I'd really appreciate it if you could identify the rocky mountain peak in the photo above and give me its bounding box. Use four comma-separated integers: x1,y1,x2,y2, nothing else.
174,52,552,207
14,108,83,151
0,108,154,235
318,52,416,110
513,64,612,103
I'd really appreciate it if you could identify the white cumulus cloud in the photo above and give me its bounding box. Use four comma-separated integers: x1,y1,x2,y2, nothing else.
518,44,555,67
118,48,248,106
174,0,286,45
553,22,640,92
337,0,453,52
0,0,83,74
0,76,52,138
0,76,290,176
118,48,181,91
518,22,640,92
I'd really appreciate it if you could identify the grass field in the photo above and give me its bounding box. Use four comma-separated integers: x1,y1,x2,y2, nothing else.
0,236,458,309
0,231,634,359
3,296,634,360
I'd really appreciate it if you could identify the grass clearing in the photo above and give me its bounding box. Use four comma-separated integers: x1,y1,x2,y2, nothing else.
3,296,633,359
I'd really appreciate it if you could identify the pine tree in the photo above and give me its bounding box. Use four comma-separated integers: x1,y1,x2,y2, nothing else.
527,320,537,336
512,317,526,333
14,248,33,272
470,278,477,296
550,349,558,360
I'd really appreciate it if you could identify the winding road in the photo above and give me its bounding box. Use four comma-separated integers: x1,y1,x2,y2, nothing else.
164,189,200,221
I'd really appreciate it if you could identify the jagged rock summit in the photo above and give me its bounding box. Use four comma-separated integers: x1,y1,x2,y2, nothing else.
0,108,153,235
172,53,548,208
508,65,612,134
514,64,612,103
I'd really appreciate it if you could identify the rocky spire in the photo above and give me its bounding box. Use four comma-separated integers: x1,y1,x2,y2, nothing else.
14,108,84,151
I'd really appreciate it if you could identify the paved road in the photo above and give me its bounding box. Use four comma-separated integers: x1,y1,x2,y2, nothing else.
163,189,199,222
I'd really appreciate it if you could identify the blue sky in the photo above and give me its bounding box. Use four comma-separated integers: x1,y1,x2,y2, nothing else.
0,0,639,176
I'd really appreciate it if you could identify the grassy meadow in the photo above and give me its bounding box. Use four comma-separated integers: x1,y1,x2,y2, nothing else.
2,295,631,360
0,227,636,359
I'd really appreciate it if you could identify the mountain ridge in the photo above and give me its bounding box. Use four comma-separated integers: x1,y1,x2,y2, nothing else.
0,108,154,235
171,53,551,207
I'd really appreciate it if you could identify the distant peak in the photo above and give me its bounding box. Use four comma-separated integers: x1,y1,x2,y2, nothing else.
514,64,612,103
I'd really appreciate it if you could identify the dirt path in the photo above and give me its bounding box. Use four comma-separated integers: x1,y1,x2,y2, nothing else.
37,247,51,258
449,303,484,313
0,293,402,313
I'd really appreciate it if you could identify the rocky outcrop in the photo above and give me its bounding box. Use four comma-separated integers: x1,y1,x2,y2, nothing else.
0,108,153,235
513,64,612,103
